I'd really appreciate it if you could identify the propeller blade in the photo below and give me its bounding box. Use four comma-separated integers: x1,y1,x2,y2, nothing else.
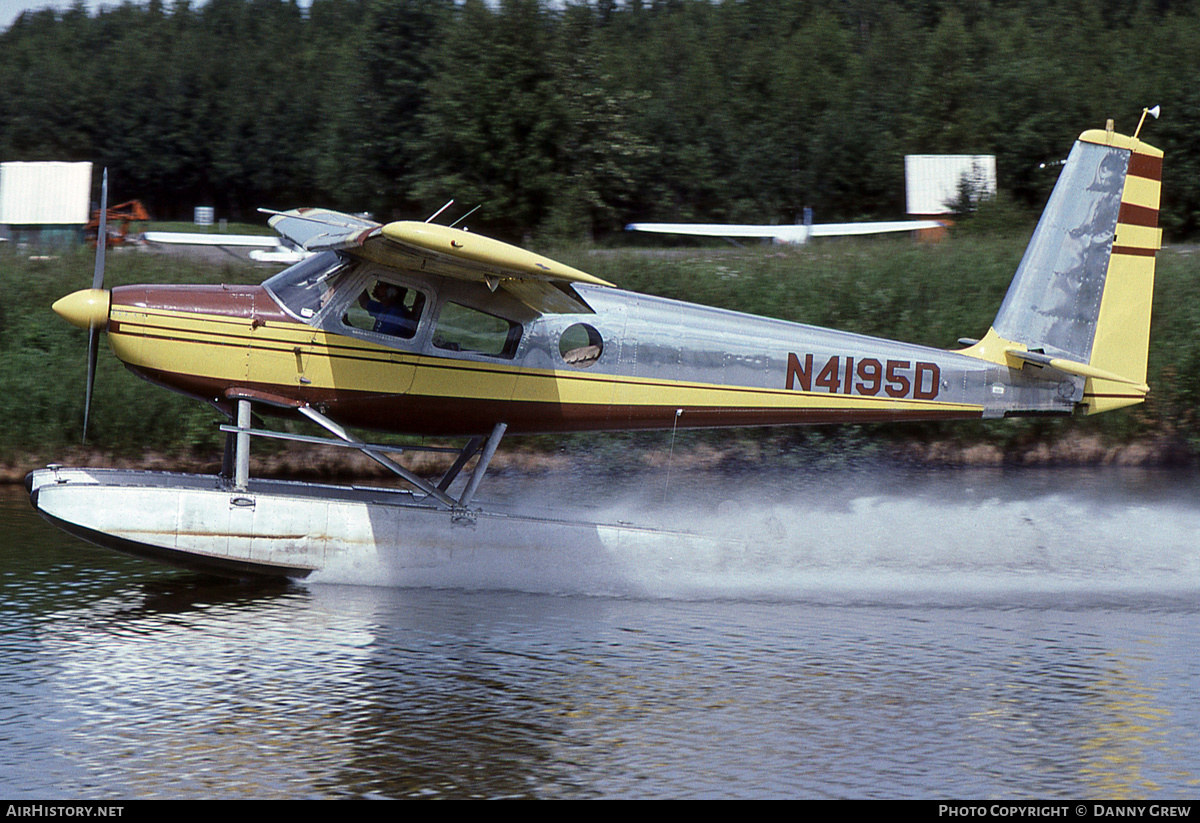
92,168,107,290
83,327,98,444
84,167,108,442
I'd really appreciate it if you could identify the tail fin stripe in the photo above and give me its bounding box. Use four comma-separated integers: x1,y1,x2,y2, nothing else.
1111,245,1158,257
1128,152,1163,180
1114,221,1162,248
1121,174,1161,210
1118,202,1159,227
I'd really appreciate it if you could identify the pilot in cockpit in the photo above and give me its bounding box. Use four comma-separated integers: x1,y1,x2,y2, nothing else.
359,282,422,338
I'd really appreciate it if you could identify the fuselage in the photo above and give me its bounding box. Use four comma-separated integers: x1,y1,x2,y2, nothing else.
96,252,1078,437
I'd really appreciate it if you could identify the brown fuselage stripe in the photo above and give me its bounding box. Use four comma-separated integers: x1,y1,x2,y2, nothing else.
112,322,400,366
1128,152,1162,181
1111,245,1158,258
113,284,291,321
1117,202,1158,227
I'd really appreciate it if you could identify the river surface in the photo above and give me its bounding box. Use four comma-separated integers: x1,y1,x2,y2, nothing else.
1,464,1198,799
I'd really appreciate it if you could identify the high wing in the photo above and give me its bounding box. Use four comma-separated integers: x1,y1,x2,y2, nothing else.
625,219,946,245
266,207,614,313
143,231,309,263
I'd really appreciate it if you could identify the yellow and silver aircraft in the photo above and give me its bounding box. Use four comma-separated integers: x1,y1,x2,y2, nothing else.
28,113,1163,579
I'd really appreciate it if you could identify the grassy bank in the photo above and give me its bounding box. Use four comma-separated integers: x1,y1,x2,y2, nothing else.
2,234,1197,473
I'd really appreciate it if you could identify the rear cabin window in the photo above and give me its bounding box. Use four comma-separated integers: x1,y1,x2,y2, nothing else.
342,279,426,340
559,322,603,367
433,302,521,358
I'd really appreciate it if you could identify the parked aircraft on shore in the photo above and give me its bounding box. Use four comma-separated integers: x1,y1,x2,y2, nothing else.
29,112,1163,579
143,230,310,264
626,209,947,245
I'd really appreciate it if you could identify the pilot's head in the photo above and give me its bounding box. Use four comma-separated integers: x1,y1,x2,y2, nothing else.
373,283,402,303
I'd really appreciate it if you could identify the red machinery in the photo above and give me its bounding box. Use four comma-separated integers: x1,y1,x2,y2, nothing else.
84,200,150,246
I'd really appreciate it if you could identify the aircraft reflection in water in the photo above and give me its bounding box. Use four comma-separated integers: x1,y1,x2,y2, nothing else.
30,112,1163,579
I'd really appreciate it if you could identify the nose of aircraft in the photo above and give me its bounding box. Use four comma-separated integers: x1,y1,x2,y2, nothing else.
52,289,110,330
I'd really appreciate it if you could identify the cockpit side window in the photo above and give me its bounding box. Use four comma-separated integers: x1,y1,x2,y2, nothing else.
342,278,426,340
433,301,521,358
262,251,353,321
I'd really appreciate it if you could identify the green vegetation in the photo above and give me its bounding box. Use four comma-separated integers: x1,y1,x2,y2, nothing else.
144,222,274,235
2,234,1197,465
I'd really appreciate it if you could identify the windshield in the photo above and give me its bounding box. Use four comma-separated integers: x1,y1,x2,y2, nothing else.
262,251,356,321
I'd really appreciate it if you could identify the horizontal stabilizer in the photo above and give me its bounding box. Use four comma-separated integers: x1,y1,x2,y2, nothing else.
1005,349,1149,393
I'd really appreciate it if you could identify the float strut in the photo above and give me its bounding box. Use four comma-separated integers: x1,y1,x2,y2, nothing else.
234,399,251,490
458,422,507,508
437,435,484,492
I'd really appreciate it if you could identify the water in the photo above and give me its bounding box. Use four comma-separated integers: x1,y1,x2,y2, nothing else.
2,465,1198,799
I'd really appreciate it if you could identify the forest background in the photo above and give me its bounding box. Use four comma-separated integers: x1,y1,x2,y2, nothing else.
3,0,1200,469
5,0,1200,240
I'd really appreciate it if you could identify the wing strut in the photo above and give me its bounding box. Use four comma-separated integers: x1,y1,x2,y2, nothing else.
457,423,506,508
296,405,458,507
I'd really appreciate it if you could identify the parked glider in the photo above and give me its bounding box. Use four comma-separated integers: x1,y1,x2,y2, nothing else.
30,113,1162,578
143,230,309,264
625,215,947,245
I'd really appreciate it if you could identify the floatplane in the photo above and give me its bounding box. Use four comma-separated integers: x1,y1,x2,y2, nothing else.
28,112,1163,580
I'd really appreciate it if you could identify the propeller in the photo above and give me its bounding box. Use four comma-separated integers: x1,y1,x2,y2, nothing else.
51,167,111,444
85,169,108,442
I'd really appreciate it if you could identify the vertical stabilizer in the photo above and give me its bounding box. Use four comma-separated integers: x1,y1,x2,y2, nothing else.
1083,132,1162,412
974,127,1161,414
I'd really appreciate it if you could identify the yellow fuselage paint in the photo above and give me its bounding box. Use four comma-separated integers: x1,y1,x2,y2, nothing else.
107,305,982,422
